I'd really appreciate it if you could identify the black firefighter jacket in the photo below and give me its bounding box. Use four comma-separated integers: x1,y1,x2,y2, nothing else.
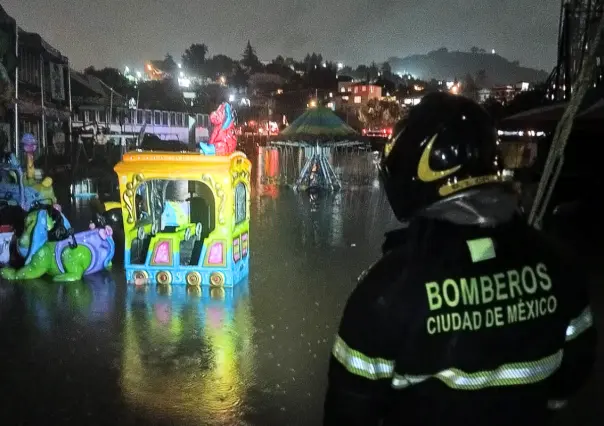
323,214,596,426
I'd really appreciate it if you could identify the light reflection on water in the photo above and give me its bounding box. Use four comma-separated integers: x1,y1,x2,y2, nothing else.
121,283,255,425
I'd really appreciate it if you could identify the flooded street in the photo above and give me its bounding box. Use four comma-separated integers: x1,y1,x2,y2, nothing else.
0,150,400,425
1,147,602,425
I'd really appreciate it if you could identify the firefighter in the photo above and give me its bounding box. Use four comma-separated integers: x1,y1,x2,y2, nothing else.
323,92,596,426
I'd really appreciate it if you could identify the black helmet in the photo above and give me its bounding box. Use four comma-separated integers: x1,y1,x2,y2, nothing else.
380,92,507,221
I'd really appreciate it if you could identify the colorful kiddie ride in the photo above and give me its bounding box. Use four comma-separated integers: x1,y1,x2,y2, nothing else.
0,151,55,211
0,204,115,282
0,140,57,266
113,148,251,288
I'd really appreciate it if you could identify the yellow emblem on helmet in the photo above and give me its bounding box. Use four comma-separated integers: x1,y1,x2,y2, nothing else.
417,134,461,182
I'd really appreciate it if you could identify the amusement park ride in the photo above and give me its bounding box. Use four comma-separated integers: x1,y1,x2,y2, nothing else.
0,102,251,290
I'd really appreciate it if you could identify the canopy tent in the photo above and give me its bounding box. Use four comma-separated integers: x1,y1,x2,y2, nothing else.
278,106,358,141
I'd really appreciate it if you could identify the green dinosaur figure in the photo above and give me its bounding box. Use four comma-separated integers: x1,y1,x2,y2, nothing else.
1,207,115,282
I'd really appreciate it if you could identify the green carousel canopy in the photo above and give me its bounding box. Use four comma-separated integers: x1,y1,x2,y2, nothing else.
278,106,358,141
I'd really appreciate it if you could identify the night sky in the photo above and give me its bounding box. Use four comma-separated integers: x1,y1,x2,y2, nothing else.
4,0,560,72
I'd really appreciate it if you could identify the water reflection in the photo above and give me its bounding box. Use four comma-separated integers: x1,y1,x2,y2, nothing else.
121,281,255,425
20,273,116,331
253,146,396,251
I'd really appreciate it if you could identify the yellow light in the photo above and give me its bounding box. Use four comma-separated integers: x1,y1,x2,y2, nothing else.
309,100,317,108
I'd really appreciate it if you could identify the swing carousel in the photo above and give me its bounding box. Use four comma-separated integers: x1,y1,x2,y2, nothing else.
270,106,362,191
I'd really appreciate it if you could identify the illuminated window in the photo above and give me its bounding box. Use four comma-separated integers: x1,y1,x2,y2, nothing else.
354,96,362,104
370,86,374,93
235,183,247,224
354,87,358,93
340,87,346,93
362,86,367,92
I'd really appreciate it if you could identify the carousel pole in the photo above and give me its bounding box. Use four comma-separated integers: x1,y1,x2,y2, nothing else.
67,61,73,162
40,55,46,151
13,24,19,155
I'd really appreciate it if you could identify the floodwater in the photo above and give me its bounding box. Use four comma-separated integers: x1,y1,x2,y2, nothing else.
0,147,399,425
1,146,601,425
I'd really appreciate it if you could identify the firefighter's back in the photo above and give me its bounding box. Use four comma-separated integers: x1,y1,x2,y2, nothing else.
382,217,583,425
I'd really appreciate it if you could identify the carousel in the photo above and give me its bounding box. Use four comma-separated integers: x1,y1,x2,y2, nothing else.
270,105,362,191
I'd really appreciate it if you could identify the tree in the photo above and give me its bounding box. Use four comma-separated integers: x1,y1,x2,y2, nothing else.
162,53,178,76
304,62,337,90
358,99,404,128
137,79,185,111
241,40,262,72
380,62,394,81
303,53,323,71
475,69,487,88
182,43,208,77
470,46,480,54
231,64,249,89
462,73,478,100
272,55,286,66
338,65,354,76
354,65,369,81
204,54,236,80
368,62,379,81
83,67,134,98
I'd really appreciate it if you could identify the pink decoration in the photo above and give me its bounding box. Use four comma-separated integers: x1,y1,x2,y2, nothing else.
89,223,96,230
208,242,224,264
233,238,241,262
241,233,248,257
99,229,107,240
104,226,113,237
207,103,237,155
53,204,62,212
153,241,171,265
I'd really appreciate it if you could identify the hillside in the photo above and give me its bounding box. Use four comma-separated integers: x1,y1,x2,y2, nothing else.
387,48,549,86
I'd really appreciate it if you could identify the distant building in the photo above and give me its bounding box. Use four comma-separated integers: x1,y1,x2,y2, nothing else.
335,82,382,110
6,26,71,155
478,81,532,105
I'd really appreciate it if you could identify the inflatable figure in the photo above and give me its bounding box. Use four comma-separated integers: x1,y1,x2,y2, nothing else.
199,102,237,155
0,205,115,282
